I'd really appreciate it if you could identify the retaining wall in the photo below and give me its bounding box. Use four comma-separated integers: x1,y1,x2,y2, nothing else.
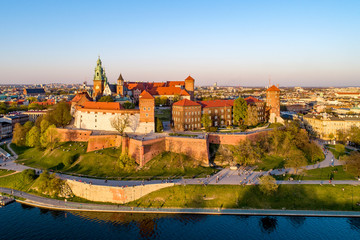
67,180,174,204
57,128,92,142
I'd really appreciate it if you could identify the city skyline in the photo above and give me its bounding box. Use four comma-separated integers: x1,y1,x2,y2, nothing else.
1,0,359,87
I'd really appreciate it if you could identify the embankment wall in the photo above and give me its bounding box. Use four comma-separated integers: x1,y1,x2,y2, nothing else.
67,180,174,204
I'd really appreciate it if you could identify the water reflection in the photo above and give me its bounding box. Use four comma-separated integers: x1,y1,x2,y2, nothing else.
348,218,360,231
286,216,306,228
259,217,278,233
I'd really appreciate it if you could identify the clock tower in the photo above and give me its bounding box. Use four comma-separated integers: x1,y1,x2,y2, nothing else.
93,56,107,98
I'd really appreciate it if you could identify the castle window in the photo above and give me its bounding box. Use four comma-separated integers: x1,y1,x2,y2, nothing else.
143,107,146,111
146,113,148,117
148,107,150,110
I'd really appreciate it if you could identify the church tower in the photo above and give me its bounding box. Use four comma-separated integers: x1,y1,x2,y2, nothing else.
93,57,107,98
117,73,124,96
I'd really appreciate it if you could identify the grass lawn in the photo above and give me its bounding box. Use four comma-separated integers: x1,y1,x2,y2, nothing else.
274,166,356,181
15,142,88,171
0,144,11,155
155,108,171,121
0,171,36,191
326,144,352,159
256,155,285,171
13,142,216,179
0,169,15,177
127,184,360,211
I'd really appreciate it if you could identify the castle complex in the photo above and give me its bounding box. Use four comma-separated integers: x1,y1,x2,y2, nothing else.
71,57,281,134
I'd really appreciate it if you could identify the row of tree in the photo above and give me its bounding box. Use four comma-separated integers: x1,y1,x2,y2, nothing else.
215,122,324,172
12,101,71,149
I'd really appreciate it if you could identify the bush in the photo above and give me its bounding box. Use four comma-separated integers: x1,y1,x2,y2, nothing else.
209,127,218,132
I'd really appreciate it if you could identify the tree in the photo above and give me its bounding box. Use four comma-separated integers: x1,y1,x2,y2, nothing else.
348,126,360,146
26,126,40,147
160,96,168,105
155,97,161,106
12,123,26,146
40,124,60,150
118,151,137,171
40,119,51,134
156,117,163,132
344,152,360,176
173,94,180,103
27,97,37,103
245,104,259,126
233,97,248,125
23,121,34,133
46,102,72,127
259,175,278,195
122,101,135,109
98,96,114,102
28,103,43,110
336,129,348,144
110,114,130,136
233,139,260,165
335,144,346,155
285,148,307,174
201,113,212,131
328,133,335,141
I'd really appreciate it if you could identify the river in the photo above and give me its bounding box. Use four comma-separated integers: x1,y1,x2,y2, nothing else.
1,203,360,239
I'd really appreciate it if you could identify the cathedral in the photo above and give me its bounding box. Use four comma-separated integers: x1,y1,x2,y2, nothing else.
91,57,195,102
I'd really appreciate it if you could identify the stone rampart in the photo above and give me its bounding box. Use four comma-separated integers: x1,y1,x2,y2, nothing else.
86,135,123,152
67,180,174,204
165,137,209,164
57,128,92,142
208,131,269,145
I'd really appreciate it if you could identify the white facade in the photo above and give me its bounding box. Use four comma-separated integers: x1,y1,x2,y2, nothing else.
74,109,154,133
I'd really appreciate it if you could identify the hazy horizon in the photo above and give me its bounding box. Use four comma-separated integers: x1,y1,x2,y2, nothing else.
1,0,359,87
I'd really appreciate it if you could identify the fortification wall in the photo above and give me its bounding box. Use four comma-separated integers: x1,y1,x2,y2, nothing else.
165,137,209,164
57,128,92,142
142,138,166,165
208,131,268,145
86,135,123,152
67,180,174,204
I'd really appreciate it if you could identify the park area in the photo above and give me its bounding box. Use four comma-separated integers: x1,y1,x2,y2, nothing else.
12,142,217,180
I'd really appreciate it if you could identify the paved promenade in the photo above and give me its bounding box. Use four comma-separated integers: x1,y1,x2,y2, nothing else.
2,187,360,217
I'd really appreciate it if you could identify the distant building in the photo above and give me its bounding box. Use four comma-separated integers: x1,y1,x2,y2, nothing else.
303,113,360,140
3,114,29,129
22,110,47,122
23,88,46,96
0,118,12,139
199,100,235,127
91,57,195,101
172,99,201,131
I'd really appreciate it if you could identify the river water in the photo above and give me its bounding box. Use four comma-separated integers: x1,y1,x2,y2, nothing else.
1,203,360,240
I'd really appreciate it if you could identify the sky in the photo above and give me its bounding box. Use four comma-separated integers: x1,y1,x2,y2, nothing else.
1,0,359,87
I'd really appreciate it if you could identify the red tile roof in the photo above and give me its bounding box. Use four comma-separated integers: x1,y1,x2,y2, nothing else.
185,75,194,81
139,90,154,99
245,96,263,104
198,100,234,108
149,87,189,96
166,81,185,87
179,89,190,96
71,92,92,103
173,99,201,107
82,102,122,110
266,85,280,92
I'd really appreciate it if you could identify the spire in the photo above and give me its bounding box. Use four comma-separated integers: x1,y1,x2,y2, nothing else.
118,73,124,81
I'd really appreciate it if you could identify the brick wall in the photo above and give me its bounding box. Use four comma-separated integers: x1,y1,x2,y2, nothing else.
57,128,92,142
86,135,123,152
165,137,209,164
208,131,268,145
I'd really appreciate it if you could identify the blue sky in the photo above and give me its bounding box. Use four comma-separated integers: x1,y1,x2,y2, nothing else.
1,0,359,86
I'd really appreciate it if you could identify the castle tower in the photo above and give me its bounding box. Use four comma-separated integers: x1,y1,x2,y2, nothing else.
139,90,155,133
184,75,195,100
93,57,107,98
117,73,124,96
266,85,280,122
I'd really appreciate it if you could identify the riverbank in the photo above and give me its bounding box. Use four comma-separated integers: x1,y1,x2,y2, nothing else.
2,185,360,217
